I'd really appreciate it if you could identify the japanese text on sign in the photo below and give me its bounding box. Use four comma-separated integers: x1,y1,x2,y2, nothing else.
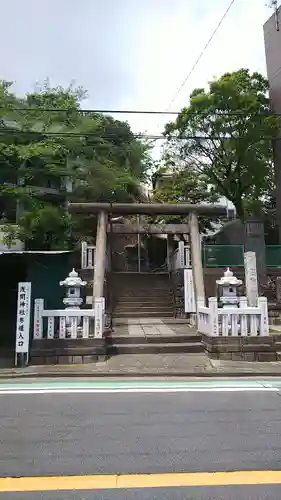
15,282,31,354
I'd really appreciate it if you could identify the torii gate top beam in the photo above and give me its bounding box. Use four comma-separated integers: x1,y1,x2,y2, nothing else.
68,202,227,217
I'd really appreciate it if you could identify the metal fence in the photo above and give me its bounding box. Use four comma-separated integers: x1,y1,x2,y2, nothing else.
202,245,281,268
265,246,281,268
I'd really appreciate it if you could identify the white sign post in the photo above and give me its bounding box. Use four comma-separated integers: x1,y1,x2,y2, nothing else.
81,241,87,269
15,282,31,366
244,251,258,307
33,298,43,339
94,297,105,338
184,268,196,313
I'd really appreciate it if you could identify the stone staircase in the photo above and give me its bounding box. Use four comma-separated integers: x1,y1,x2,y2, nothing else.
79,270,203,356
269,306,281,330
107,273,202,355
106,319,203,355
111,272,174,318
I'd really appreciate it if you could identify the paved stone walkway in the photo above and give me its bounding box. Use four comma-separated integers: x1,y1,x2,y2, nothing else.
2,354,281,378
112,318,196,337
271,325,281,332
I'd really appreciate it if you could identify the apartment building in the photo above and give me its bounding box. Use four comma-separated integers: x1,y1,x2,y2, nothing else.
264,6,281,241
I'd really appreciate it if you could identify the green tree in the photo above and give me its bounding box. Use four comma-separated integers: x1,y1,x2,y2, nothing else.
152,162,219,231
163,69,278,220
0,80,152,249
153,164,216,206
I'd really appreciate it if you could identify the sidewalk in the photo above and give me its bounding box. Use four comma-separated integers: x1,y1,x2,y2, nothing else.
2,353,281,378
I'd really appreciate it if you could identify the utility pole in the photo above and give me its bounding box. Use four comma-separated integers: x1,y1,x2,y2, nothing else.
268,0,280,31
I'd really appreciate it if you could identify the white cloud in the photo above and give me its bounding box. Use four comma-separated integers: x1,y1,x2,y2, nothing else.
120,0,271,144
0,0,272,144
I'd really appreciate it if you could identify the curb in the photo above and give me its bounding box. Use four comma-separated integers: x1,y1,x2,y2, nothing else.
1,371,281,379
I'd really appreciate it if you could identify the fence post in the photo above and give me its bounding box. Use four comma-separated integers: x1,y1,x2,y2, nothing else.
184,245,191,268
178,241,185,268
184,268,196,313
94,297,104,338
88,246,93,269
209,297,219,336
244,251,258,307
196,299,204,333
239,296,248,337
33,299,44,339
258,296,269,336
81,241,87,269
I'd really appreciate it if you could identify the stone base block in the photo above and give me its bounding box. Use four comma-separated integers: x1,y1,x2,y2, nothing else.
31,338,107,365
202,334,281,362
0,356,15,368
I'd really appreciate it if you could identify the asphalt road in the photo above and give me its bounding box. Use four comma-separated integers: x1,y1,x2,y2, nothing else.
1,486,281,500
1,378,281,499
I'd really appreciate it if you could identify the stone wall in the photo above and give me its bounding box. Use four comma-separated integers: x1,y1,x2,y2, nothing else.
202,334,281,362
31,338,107,365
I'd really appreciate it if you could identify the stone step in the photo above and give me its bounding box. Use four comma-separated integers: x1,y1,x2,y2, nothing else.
115,288,172,294
116,296,172,301
114,305,173,312
115,280,171,285
115,302,173,308
113,311,174,318
117,294,172,299
114,307,174,314
113,283,171,288
107,334,201,344
115,296,173,303
114,311,174,317
270,318,281,325
106,342,203,355
268,310,281,317
115,278,170,282
109,271,169,281
112,318,193,326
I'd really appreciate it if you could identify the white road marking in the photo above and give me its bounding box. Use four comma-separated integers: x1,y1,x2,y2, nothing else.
0,386,279,395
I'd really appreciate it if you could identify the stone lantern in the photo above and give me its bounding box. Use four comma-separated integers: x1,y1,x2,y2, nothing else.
59,269,87,331
216,268,242,308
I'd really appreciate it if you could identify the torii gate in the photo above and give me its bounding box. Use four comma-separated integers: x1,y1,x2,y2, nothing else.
68,202,227,308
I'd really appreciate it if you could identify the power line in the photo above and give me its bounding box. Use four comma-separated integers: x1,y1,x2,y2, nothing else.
0,107,279,116
0,107,179,115
166,0,236,111
0,129,276,140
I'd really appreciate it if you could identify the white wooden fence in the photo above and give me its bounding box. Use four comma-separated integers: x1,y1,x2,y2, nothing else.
197,296,269,337
33,298,105,340
81,241,96,270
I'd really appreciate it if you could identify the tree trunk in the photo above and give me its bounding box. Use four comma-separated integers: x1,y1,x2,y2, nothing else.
233,197,245,221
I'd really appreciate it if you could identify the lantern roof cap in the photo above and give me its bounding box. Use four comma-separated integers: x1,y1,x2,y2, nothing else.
59,268,87,287
216,267,242,287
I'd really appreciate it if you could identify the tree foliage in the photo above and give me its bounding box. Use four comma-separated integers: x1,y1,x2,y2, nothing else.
163,69,278,220
0,80,152,249
152,163,219,232
153,165,216,206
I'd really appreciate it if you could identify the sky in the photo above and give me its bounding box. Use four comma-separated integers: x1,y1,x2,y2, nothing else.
0,0,273,143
